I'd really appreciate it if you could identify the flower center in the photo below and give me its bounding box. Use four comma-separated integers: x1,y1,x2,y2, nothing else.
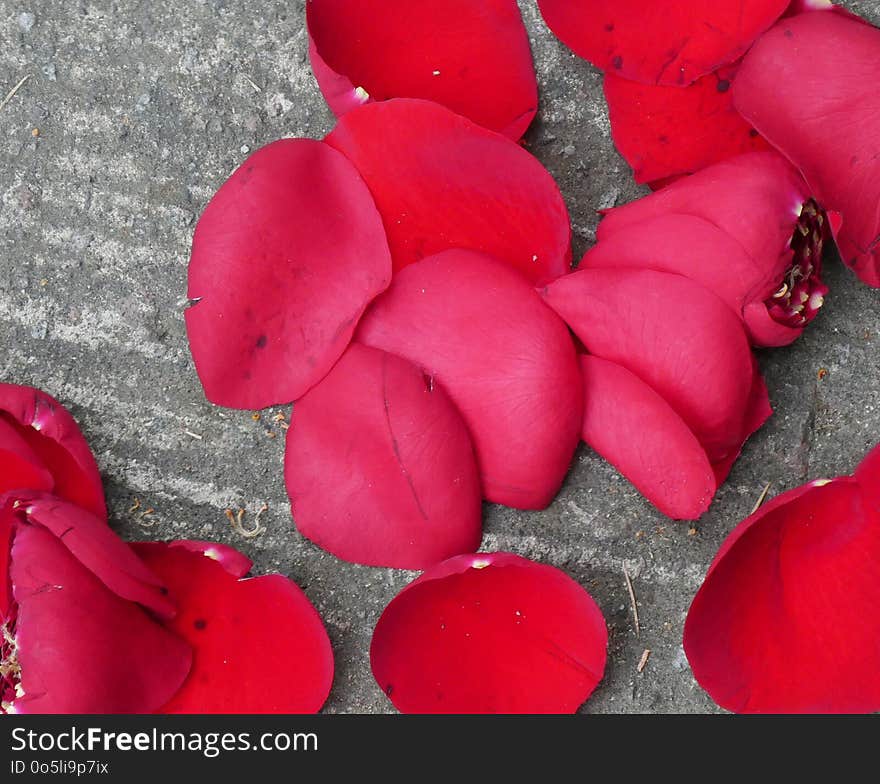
0,606,21,714
765,199,830,328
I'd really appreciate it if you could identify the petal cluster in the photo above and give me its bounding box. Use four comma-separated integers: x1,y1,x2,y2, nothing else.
685,443,880,713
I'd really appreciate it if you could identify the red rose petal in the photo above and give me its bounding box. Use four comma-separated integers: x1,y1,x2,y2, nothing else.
537,0,788,86
542,267,768,465
165,540,253,579
0,418,53,497
684,477,880,713
604,62,771,187
357,249,582,510
307,0,537,140
0,384,105,519
133,542,334,714
325,99,571,284
371,552,607,714
854,442,880,514
579,355,715,520
7,506,191,714
186,139,392,409
734,11,880,286
285,343,482,569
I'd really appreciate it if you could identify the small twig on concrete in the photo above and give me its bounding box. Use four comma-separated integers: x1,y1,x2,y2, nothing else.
226,506,266,539
0,74,31,113
750,482,772,515
622,565,640,638
637,649,651,673
240,74,262,93
183,429,203,440
128,497,141,513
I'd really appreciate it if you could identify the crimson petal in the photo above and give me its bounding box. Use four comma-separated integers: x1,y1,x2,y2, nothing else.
325,99,571,284
537,0,788,86
371,552,607,714
0,418,53,498
684,476,880,713
186,139,392,409
604,62,770,187
133,542,334,714
307,0,537,140
734,11,880,286
285,343,482,569
357,249,582,510
0,384,105,518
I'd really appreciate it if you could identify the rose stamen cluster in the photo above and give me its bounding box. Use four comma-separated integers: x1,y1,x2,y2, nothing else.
0,610,22,713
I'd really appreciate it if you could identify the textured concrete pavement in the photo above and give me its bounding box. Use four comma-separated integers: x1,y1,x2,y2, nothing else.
1,0,879,712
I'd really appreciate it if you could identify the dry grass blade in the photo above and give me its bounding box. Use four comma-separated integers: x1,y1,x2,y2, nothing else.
0,74,31,113
622,565,640,638
750,482,772,515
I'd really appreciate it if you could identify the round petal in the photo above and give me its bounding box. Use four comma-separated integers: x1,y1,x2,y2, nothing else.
285,343,482,569
9,524,191,714
541,267,768,465
307,0,537,139
605,62,770,187
325,99,571,284
357,249,583,510
579,356,715,520
684,478,880,713
186,138,392,409
371,552,607,714
0,384,105,519
133,542,334,714
537,0,788,86
734,11,880,286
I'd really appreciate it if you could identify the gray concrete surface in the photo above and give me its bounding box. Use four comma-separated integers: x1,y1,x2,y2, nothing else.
1,0,878,714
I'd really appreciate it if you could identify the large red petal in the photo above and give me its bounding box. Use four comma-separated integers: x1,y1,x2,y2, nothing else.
133,543,334,714
605,61,771,187
0,418,53,497
325,99,571,284
285,343,482,569
542,267,766,465
734,11,880,286
7,493,175,619
10,525,191,714
579,356,715,520
186,139,392,409
597,151,812,269
537,0,788,86
371,552,607,714
357,249,582,510
0,384,105,519
684,478,880,713
307,0,537,140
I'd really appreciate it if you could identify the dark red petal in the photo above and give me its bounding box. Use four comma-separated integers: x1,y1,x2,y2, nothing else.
371,552,607,714
163,540,253,578
542,267,767,465
684,478,880,713
537,0,788,86
605,62,771,186
597,151,812,269
132,542,334,714
0,384,105,519
357,249,582,510
579,355,715,520
325,99,571,284
11,524,191,714
0,418,53,497
734,11,880,286
7,493,175,619
186,139,392,409
285,343,482,569
307,0,537,140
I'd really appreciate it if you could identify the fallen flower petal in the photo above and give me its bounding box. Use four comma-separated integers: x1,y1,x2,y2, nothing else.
357,249,582,510
0,418,53,498
2,495,190,714
579,355,716,520
133,541,334,714
684,448,880,713
734,11,880,286
371,552,607,714
307,0,537,140
325,99,571,284
186,138,392,409
604,61,770,187
537,0,788,86
284,343,482,569
0,384,105,519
